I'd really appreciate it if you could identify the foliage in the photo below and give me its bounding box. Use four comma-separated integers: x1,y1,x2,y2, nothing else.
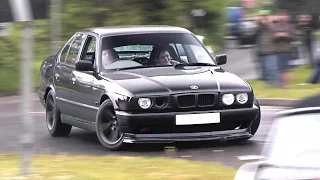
275,0,320,15
0,0,236,93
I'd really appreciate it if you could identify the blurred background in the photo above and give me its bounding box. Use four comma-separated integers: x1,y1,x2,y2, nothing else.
1,0,320,94
0,0,236,93
1,0,320,179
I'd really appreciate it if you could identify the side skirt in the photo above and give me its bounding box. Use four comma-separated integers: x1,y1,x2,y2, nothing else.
61,114,96,132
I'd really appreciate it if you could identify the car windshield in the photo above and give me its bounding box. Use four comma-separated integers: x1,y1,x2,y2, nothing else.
99,33,216,70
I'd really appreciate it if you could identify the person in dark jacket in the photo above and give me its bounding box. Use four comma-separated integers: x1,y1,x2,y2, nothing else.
272,10,295,88
297,13,318,68
307,48,320,84
255,10,271,81
256,10,279,87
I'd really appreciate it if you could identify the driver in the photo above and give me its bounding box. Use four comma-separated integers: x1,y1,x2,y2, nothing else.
101,48,118,68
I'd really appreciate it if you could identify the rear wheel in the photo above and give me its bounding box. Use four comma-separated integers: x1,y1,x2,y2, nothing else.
96,99,125,151
45,90,72,137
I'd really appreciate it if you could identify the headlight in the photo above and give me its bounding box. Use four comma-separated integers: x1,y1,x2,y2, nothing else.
222,94,235,105
236,93,248,104
138,98,152,109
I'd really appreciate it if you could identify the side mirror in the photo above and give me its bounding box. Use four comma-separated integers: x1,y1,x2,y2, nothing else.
216,54,227,65
75,60,93,71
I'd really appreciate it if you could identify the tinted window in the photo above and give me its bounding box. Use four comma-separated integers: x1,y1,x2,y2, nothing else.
172,43,188,63
60,44,71,63
59,36,75,63
65,33,86,66
114,45,153,52
100,33,215,70
87,37,96,53
80,36,96,62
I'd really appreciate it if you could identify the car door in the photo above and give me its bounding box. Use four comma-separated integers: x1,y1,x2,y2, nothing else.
68,35,99,125
54,34,76,115
54,33,87,118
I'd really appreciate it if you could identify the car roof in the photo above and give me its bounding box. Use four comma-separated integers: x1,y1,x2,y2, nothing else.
80,25,192,36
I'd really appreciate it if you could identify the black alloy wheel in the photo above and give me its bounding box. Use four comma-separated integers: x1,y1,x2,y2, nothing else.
96,99,125,150
45,90,72,136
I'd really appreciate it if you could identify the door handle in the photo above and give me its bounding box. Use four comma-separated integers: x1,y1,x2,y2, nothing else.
55,73,60,79
54,73,60,81
71,73,76,84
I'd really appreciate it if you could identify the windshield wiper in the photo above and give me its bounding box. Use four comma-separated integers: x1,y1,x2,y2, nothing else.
115,65,149,70
174,62,216,68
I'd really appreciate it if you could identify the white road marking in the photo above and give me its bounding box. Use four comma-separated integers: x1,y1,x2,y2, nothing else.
180,155,192,158
212,150,224,152
237,155,265,161
29,112,45,114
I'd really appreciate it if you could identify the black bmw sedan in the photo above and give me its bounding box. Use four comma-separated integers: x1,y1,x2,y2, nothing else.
38,25,261,150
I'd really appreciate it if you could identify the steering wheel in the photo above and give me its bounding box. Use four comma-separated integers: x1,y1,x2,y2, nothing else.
132,57,149,66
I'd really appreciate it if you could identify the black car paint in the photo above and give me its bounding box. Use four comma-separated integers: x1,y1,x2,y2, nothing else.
38,26,260,142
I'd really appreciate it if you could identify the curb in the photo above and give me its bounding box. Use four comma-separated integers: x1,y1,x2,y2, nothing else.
257,98,298,107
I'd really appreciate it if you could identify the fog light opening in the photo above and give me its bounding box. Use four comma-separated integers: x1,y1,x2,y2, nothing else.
154,97,168,108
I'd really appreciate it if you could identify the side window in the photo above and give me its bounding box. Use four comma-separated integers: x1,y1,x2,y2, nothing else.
87,38,96,52
59,37,74,63
80,36,97,62
65,33,87,66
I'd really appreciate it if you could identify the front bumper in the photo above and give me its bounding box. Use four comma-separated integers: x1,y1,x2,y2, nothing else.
123,128,252,143
116,106,259,143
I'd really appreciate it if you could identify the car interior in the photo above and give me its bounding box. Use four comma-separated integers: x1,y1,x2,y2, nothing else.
81,43,188,69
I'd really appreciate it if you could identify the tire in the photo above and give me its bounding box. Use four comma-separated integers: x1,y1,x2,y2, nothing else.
95,99,125,151
45,90,72,137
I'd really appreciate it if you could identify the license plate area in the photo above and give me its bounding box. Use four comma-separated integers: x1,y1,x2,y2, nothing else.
175,113,220,125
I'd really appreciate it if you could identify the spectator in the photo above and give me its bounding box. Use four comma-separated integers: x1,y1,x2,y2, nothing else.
272,10,295,88
255,10,278,87
255,10,271,81
296,13,318,68
300,48,320,85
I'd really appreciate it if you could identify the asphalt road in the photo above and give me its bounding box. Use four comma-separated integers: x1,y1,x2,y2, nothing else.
220,45,260,80
0,94,285,169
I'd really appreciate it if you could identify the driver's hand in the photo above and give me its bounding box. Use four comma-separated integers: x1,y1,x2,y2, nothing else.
170,60,180,65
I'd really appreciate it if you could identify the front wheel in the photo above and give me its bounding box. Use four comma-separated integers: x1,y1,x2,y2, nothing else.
95,99,125,151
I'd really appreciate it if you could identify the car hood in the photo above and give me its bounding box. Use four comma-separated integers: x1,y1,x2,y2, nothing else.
100,66,251,96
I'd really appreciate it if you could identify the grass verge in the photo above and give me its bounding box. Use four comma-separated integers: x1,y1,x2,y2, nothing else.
248,65,320,99
0,154,236,180
0,61,41,93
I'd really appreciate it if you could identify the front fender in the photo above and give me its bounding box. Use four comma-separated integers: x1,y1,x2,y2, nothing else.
95,76,135,111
